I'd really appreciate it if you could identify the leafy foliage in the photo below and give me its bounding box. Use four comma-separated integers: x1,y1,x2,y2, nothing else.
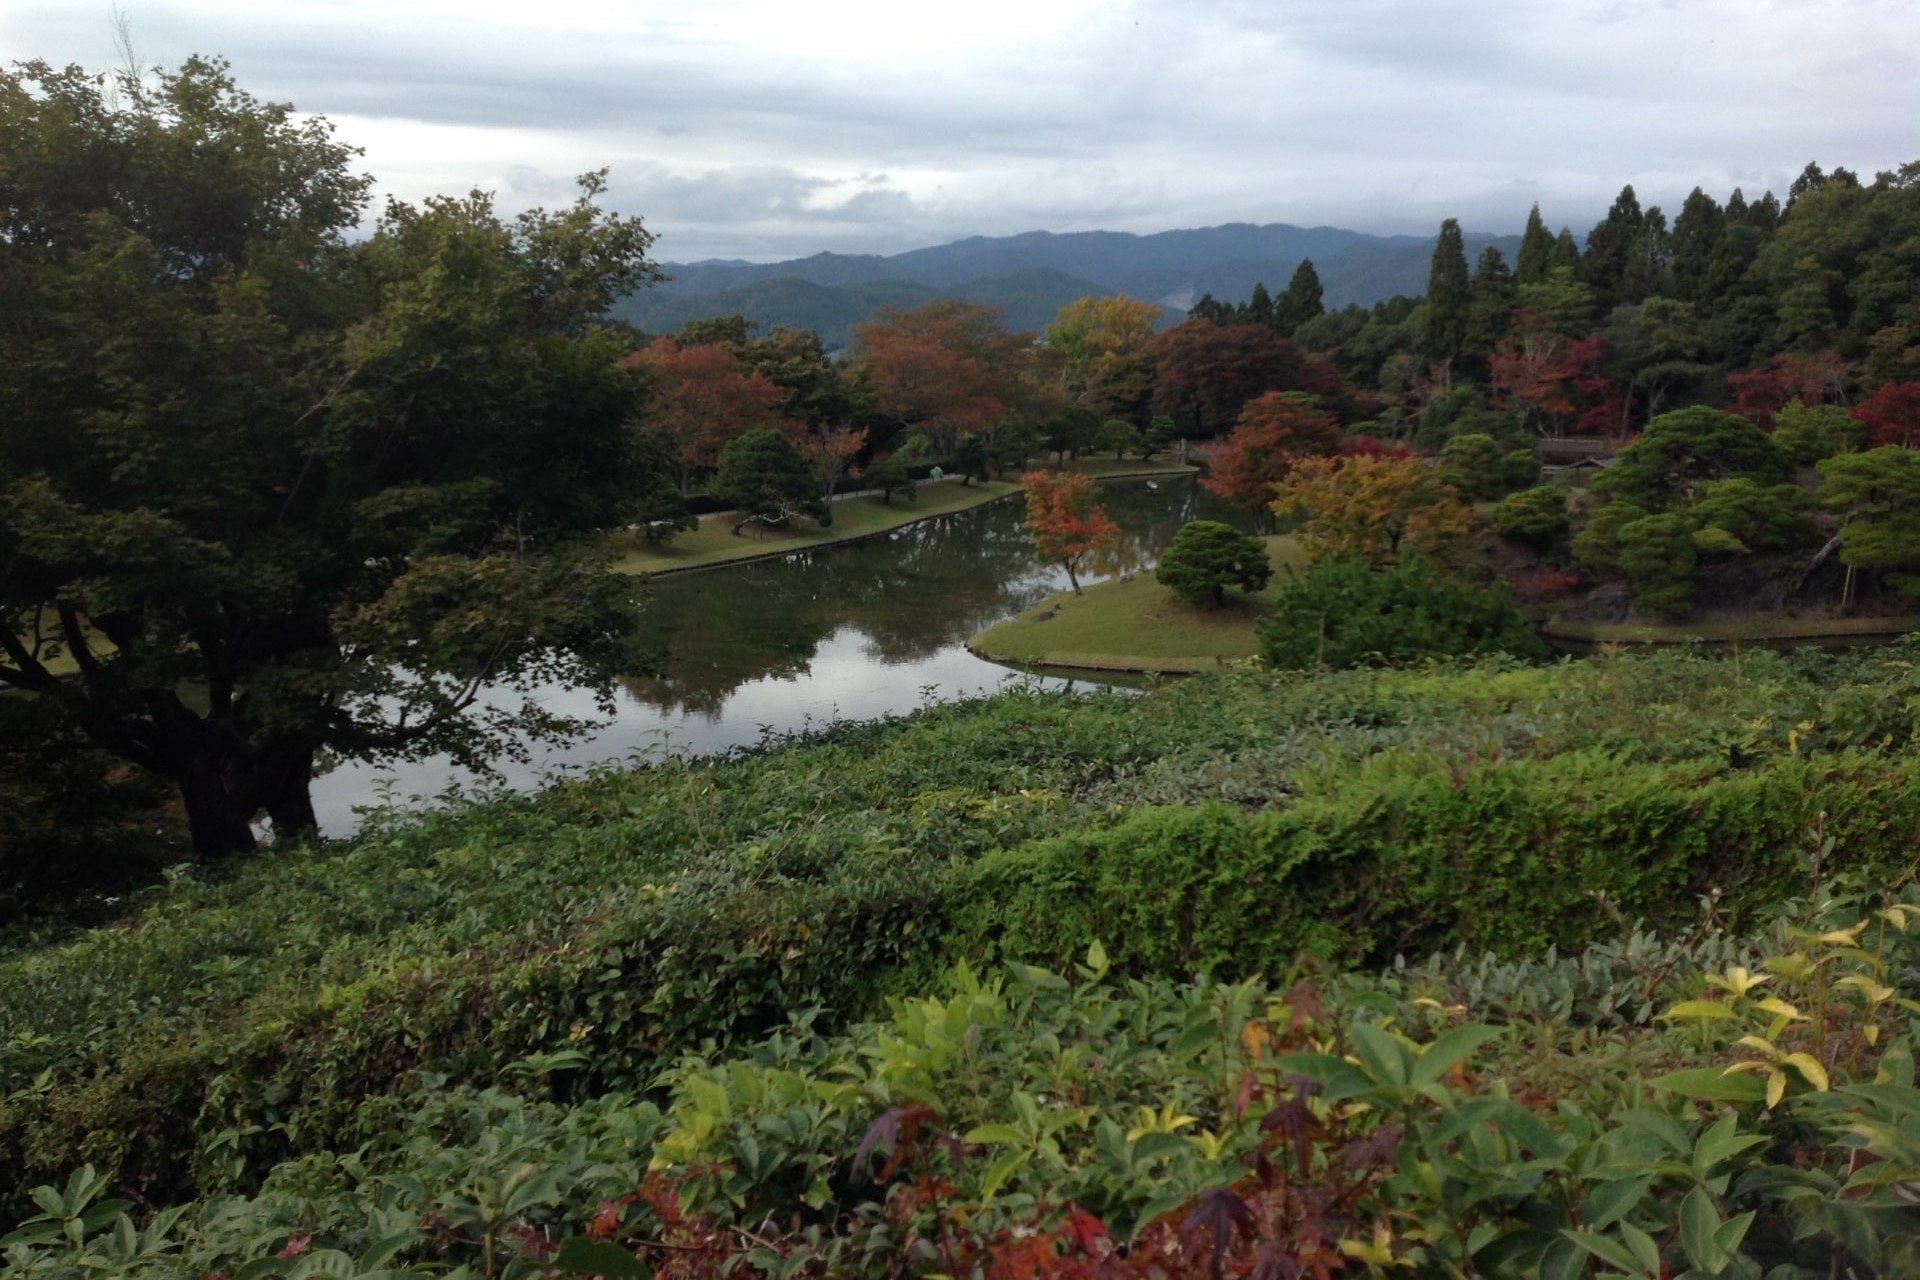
1271,455,1476,567
1022,470,1120,595
1490,485,1570,545
1154,521,1273,607
1254,556,1546,670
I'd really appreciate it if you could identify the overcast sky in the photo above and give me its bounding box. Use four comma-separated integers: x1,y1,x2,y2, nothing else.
6,0,1916,263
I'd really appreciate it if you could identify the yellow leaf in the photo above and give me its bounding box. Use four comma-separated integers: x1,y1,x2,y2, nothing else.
1766,1070,1786,1109
1783,1053,1831,1092
1755,998,1804,1022
1817,923,1869,945
1664,1000,1739,1020
1734,1035,1782,1057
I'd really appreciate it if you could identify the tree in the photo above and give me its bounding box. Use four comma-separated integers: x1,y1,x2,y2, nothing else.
1687,479,1818,553
1148,320,1340,439
1773,399,1864,464
1438,433,1510,500
1818,446,1920,596
1854,381,1920,448
1201,392,1343,530
1594,406,1795,510
795,425,867,506
712,429,830,534
1256,556,1544,670
0,59,662,857
1613,514,1697,617
1022,470,1119,595
1275,259,1325,335
1044,295,1161,413
1101,419,1143,460
853,300,1026,456
1423,218,1471,368
1142,415,1176,460
1155,521,1272,607
627,336,790,491
1516,203,1555,285
1491,486,1570,546
1272,455,1476,568
860,457,917,505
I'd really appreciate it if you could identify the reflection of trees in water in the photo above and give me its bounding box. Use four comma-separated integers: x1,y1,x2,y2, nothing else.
622,479,1247,716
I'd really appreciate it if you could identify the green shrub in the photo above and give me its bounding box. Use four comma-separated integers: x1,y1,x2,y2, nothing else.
1491,484,1570,545
1153,520,1272,607
1255,556,1546,669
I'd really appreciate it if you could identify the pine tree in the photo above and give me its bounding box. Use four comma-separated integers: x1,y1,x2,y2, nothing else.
1423,218,1471,366
1516,203,1554,285
1276,258,1325,334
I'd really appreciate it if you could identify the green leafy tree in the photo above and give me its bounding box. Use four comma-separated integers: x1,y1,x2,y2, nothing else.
1571,499,1651,572
1155,521,1273,607
1142,415,1176,460
1687,479,1818,554
632,483,698,545
0,58,658,856
1773,398,1865,464
1818,445,1920,595
1614,513,1698,617
861,456,918,505
1101,419,1143,460
1439,433,1511,500
1594,406,1794,510
713,429,830,533
1256,556,1545,669
950,434,991,485
1491,486,1570,546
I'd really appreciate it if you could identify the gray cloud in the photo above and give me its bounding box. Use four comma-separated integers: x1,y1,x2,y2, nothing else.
5,0,1915,262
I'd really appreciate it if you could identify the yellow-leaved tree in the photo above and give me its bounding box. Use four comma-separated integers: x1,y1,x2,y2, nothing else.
1273,455,1476,567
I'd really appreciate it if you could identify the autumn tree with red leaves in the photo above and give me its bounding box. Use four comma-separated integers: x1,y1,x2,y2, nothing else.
626,337,792,491
1852,381,1920,448
853,300,1030,457
1023,470,1120,595
1201,392,1343,531
1148,319,1343,440
1273,454,1477,568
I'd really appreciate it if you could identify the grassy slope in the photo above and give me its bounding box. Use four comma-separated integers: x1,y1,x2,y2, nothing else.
970,535,1308,671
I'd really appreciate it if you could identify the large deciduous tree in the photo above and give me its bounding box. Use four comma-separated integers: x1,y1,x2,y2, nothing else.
852,300,1027,456
1022,470,1119,595
1272,455,1476,568
625,337,791,491
1201,392,1343,530
0,58,660,856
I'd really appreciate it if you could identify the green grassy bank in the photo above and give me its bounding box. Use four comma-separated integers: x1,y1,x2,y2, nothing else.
969,535,1307,672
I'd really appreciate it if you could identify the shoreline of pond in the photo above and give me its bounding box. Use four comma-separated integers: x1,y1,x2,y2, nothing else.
625,462,1201,579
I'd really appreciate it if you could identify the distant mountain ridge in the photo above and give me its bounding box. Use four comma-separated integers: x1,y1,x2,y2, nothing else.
614,222,1520,348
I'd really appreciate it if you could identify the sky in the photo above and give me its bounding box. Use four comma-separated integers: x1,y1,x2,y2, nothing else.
5,0,1917,264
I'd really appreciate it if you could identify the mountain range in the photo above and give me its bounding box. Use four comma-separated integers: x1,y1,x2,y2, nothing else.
611,222,1522,348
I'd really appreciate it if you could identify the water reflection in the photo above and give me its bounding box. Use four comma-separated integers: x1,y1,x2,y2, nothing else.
311,476,1249,833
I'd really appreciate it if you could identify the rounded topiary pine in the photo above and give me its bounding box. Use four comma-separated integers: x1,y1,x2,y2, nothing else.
1156,520,1273,607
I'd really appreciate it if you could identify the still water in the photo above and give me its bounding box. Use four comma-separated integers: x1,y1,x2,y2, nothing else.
310,475,1254,834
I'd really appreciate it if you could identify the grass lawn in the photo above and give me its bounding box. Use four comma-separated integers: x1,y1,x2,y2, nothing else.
1547,612,1920,645
969,535,1308,673
612,479,1022,575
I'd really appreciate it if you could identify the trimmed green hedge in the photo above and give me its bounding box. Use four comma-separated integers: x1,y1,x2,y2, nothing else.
952,753,1920,973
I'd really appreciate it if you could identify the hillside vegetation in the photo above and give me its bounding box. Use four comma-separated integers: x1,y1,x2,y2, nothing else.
4,647,1920,1275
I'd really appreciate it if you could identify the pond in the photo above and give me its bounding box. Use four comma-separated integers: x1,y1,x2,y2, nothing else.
309,474,1256,834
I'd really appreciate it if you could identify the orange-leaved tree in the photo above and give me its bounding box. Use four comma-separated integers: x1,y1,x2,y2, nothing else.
852,300,1029,456
625,336,793,490
1023,469,1120,595
1201,391,1343,531
1273,454,1475,567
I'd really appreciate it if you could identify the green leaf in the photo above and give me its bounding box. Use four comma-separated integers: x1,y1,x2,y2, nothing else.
1129,1132,1191,1165
1715,1210,1756,1258
1579,1176,1654,1231
1620,1220,1663,1277
979,1149,1029,1199
1679,1186,1728,1273
1348,1022,1411,1088
1651,1068,1768,1104
1411,1023,1500,1085
233,1259,289,1280
554,1238,653,1279
964,1123,1027,1146
359,1230,423,1271
1565,1229,1649,1276
1691,1112,1767,1175
503,1164,565,1218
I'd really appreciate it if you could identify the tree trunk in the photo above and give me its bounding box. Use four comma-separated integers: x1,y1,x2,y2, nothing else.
258,743,319,842
175,750,261,858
